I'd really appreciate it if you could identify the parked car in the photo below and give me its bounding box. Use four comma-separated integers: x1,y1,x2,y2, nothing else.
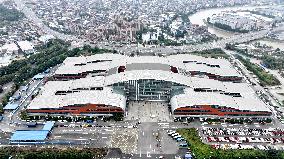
14,95,21,101
176,137,185,142
173,135,182,139
179,143,188,147
171,133,179,137
44,68,50,74
167,130,176,135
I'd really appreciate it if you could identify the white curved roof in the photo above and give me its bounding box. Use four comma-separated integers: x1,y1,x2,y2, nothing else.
170,88,271,112
104,70,250,95
104,70,192,86
27,78,126,110
55,53,241,77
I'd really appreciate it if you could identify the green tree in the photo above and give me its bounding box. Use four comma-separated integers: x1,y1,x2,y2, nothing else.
20,110,28,120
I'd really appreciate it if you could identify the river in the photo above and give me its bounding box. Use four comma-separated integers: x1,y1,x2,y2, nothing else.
188,5,284,49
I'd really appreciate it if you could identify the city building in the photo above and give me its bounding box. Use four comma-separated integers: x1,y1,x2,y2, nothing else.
17,41,35,54
26,53,272,118
0,43,19,55
209,12,271,32
38,35,55,44
142,32,159,43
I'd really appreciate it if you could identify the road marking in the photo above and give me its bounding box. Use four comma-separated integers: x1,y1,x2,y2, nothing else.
53,136,61,138
104,129,113,132
147,152,151,158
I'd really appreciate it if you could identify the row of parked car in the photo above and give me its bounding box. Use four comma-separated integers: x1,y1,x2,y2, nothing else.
207,136,284,144
212,144,284,151
167,130,189,147
57,124,137,128
201,127,282,137
271,130,284,136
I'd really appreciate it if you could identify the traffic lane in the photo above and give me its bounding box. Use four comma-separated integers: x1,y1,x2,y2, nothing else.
51,120,278,134
159,129,179,154
52,126,138,152
137,123,160,154
49,132,111,147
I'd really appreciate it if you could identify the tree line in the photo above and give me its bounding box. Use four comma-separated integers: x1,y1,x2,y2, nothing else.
191,48,230,59
0,147,107,159
226,43,284,70
236,55,280,86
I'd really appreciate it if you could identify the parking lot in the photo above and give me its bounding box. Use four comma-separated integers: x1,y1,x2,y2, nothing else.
126,101,172,122
200,127,284,150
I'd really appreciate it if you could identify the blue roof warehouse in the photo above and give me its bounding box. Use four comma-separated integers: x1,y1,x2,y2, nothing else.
10,121,55,143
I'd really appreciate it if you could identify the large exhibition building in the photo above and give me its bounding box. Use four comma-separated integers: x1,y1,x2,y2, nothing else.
27,53,272,118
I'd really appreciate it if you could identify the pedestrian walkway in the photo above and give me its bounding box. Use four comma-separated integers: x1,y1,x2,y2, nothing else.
125,101,172,122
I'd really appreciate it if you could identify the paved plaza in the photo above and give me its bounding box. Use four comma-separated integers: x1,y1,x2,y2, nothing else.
110,128,138,154
126,101,172,122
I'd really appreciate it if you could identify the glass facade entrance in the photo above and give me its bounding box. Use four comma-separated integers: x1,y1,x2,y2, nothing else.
112,79,184,101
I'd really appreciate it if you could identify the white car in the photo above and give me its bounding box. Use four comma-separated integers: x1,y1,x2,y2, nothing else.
173,135,182,139
171,133,179,137
167,131,176,135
